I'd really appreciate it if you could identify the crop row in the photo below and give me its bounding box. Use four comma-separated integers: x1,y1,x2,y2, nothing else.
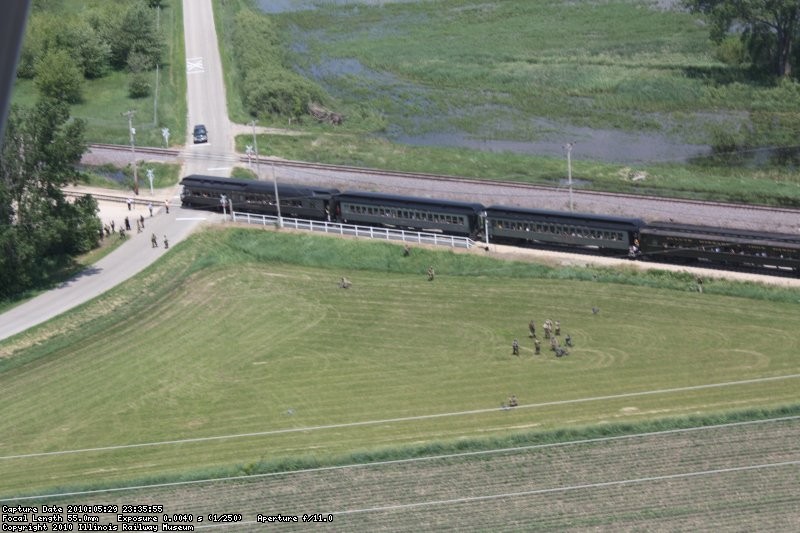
21,417,799,529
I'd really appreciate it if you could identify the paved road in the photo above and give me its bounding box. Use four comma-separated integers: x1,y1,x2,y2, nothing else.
0,0,234,343
183,0,235,176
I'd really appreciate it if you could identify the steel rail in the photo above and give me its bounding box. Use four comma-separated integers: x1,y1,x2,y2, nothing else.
87,143,800,216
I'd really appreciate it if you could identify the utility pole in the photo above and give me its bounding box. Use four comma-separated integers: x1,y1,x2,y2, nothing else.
271,163,282,228
153,64,159,125
565,142,574,212
251,121,281,227
123,110,139,195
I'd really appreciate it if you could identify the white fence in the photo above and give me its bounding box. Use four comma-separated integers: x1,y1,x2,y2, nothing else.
231,211,477,249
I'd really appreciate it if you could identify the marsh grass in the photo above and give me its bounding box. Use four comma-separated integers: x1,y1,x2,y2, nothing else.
218,0,800,204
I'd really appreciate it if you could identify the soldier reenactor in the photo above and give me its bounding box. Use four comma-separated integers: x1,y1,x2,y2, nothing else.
104,225,110,237
427,266,435,281
528,320,536,338
338,277,352,289
512,339,519,356
555,347,569,357
403,244,410,257
151,233,158,248
534,338,541,354
550,335,558,351
543,320,551,339
565,334,573,347
508,395,518,407
554,321,561,336
163,235,169,249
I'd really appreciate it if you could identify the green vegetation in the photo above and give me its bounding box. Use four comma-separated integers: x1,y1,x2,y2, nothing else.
225,2,325,119
2,228,799,497
12,0,185,146
685,0,800,78
0,99,102,300
83,161,181,190
217,0,800,205
230,165,258,180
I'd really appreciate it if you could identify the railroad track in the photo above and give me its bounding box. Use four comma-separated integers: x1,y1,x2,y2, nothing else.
89,143,180,158
88,143,800,217
63,190,162,204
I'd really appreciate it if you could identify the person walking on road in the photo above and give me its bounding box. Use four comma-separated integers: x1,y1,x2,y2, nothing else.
151,233,158,248
164,199,170,214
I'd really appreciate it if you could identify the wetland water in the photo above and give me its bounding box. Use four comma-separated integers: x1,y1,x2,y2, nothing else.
298,54,715,164
257,1,795,166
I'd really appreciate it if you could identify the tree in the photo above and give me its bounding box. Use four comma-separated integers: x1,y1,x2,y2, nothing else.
685,0,800,78
18,12,112,80
0,99,100,300
34,49,84,103
110,1,163,70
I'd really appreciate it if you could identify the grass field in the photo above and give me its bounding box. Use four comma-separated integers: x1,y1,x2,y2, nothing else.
11,416,799,529
1,228,799,499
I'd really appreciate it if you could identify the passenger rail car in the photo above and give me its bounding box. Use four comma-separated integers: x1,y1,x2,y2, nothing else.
639,222,800,274
485,206,642,255
179,175,799,277
180,175,338,220
335,191,483,237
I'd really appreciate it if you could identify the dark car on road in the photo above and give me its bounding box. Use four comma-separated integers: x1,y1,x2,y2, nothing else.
192,124,208,143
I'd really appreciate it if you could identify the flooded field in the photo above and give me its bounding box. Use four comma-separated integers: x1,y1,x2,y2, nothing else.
257,0,798,169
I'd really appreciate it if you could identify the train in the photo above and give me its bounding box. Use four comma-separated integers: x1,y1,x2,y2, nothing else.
180,175,800,277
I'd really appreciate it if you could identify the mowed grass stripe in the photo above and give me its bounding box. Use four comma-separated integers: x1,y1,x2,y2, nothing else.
1,229,799,496
3,373,799,461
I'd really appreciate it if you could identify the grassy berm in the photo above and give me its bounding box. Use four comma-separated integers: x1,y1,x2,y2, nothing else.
1,228,799,498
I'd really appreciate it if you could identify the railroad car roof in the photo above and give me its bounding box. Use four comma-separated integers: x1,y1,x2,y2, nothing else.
181,175,339,198
641,222,800,247
485,205,643,228
338,191,484,212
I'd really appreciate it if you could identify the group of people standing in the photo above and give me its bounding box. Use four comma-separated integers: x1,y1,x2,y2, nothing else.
99,197,171,251
512,318,573,357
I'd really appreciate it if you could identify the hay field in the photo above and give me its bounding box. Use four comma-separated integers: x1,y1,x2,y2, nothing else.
1,229,799,500
14,417,800,531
